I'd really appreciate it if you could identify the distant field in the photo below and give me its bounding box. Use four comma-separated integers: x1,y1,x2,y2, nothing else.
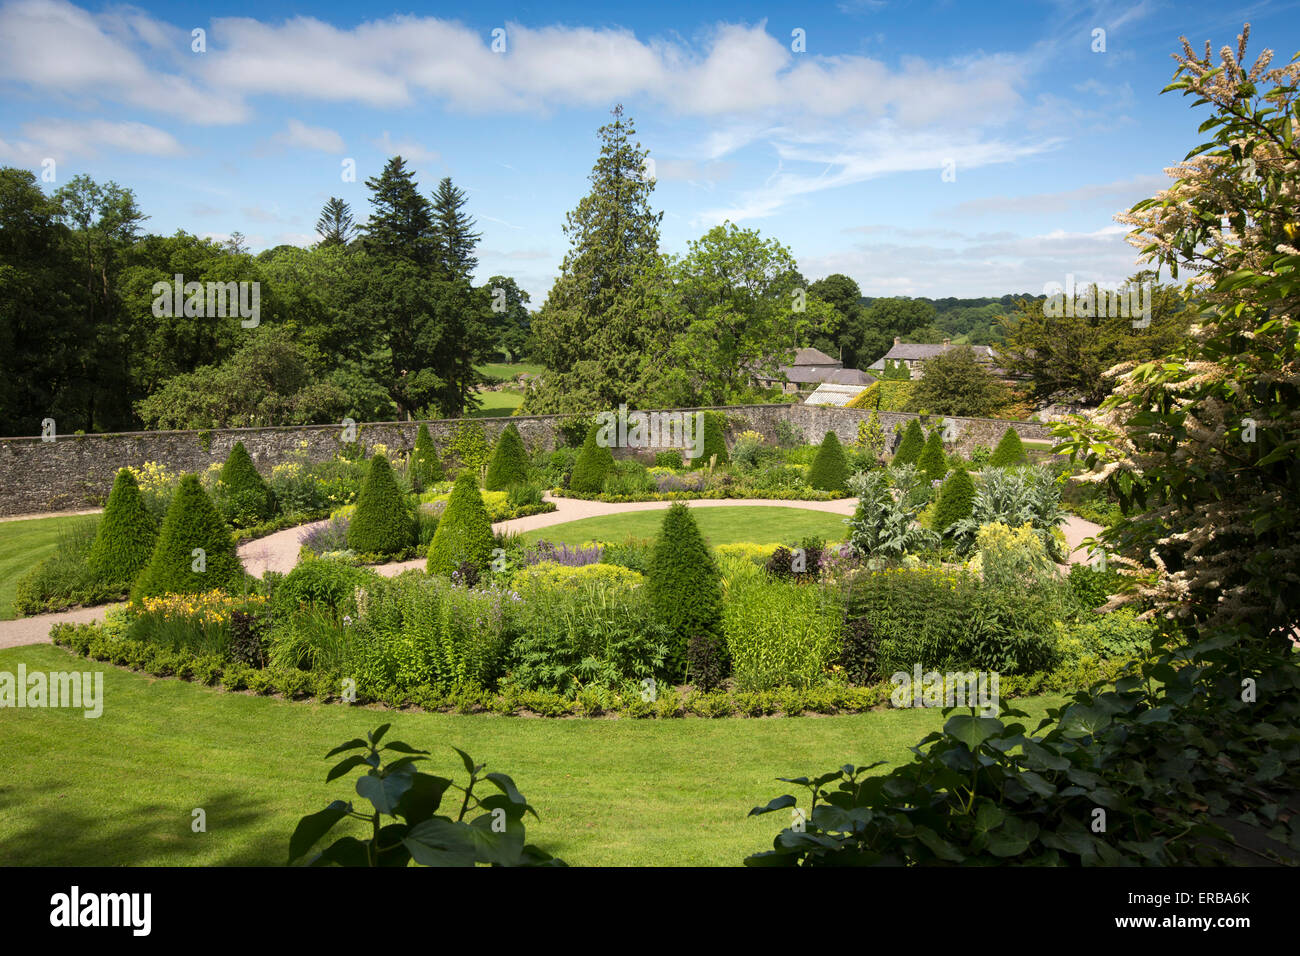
477,362,544,380
467,388,525,418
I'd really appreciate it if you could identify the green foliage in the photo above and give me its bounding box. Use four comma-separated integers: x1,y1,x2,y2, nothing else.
14,517,118,615
645,504,723,679
568,425,614,493
693,412,728,467
276,558,380,614
346,454,415,556
216,441,278,527
807,431,849,492
426,471,495,575
86,468,158,589
506,569,669,696
891,418,924,465
410,424,445,491
853,412,886,462
132,475,244,601
846,467,939,563
289,724,565,866
721,558,842,692
988,427,1027,468
447,421,492,478
949,465,1067,558
931,465,975,534
916,429,948,483
484,423,530,491
906,346,1012,418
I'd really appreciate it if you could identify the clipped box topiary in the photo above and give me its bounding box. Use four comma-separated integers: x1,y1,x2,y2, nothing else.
217,441,278,525
931,464,976,534
988,426,1028,467
87,468,158,591
891,418,925,465
645,503,723,680
916,429,949,483
411,423,444,491
484,422,530,491
568,424,614,493
426,470,495,575
132,474,245,602
807,430,850,493
347,453,415,555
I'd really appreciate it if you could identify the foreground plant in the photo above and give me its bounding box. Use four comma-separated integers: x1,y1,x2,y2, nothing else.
289,724,566,866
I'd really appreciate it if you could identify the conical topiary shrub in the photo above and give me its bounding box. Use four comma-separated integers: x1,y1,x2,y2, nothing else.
808,431,850,493
690,412,728,468
892,418,925,465
917,429,948,483
216,441,277,526
932,464,976,534
426,470,495,575
484,423,530,491
646,503,723,679
347,453,415,555
87,468,158,591
132,474,244,602
568,424,614,494
988,426,1028,467
411,424,444,492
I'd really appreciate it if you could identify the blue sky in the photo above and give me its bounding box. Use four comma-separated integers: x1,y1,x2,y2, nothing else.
2,0,1296,303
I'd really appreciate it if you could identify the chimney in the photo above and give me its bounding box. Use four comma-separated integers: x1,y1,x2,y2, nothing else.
942,337,950,346
893,336,900,346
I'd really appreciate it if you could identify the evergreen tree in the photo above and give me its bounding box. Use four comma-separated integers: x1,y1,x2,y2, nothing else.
646,504,723,680
430,177,481,278
426,470,495,575
315,197,356,247
360,156,434,264
87,468,158,590
132,475,244,601
569,424,615,493
528,105,666,411
988,427,1028,468
917,429,949,482
484,423,530,490
347,453,415,554
892,418,925,465
808,431,850,492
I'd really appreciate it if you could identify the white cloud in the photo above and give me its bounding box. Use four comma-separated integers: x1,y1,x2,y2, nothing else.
0,118,186,160
371,131,439,164
277,119,345,154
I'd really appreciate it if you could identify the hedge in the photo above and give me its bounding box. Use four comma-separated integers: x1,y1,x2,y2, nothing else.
916,429,948,482
484,423,530,490
411,424,445,490
892,418,925,465
646,503,723,677
217,441,277,525
807,431,850,493
988,426,1028,467
86,468,158,589
426,470,495,575
569,424,614,493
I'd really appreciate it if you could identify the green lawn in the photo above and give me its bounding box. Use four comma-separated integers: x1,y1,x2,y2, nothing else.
0,644,1064,866
467,388,525,418
0,514,96,620
524,505,852,547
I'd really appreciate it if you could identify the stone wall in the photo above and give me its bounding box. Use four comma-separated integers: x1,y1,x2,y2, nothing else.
0,405,1054,516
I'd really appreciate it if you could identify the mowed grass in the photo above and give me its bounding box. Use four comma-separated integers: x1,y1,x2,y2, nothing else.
477,362,545,379
0,514,96,620
467,388,525,418
524,505,852,547
0,644,1065,867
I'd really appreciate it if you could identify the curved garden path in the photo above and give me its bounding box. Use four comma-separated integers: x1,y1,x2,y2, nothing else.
0,493,1104,650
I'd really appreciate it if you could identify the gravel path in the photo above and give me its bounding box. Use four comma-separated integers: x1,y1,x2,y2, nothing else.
0,498,1105,649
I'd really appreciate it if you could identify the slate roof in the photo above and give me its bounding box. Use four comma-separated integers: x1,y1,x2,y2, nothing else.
866,342,997,369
